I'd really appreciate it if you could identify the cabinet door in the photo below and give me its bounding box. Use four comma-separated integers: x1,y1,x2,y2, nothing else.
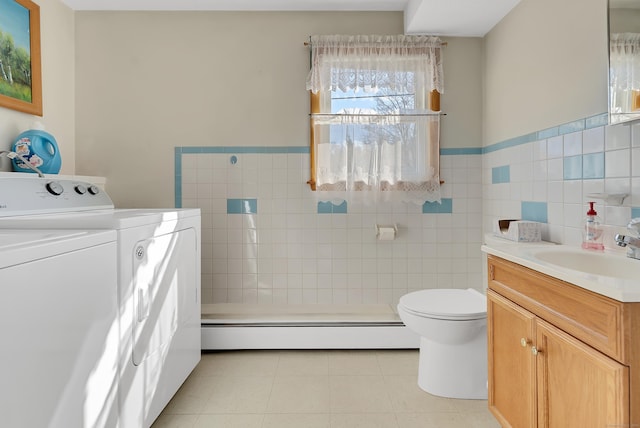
536,319,629,428
488,290,537,428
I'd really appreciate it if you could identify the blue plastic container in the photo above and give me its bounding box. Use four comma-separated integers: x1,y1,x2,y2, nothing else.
11,130,62,174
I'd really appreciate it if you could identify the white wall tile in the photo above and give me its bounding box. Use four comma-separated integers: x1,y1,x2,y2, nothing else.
547,202,564,225
632,122,640,147
189,121,635,307
632,148,640,177
482,124,637,248
605,149,631,178
606,124,631,150
563,226,583,246
547,158,564,180
563,181,583,204
547,136,563,158
582,179,605,200
532,140,547,160
563,132,582,156
604,206,632,227
605,177,631,195
632,178,640,206
546,181,563,203
532,181,547,202
583,127,605,153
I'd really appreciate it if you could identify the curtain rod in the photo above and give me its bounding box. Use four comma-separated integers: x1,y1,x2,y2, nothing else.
304,41,447,47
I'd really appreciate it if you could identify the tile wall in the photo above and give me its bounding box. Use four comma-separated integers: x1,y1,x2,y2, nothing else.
176,114,640,307
482,114,640,247
176,148,483,305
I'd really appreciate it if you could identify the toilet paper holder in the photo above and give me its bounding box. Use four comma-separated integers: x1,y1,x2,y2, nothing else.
375,224,398,240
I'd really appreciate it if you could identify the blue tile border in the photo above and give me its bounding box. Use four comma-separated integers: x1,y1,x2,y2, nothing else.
482,113,608,155
558,119,585,135
482,137,533,154
537,127,559,140
174,113,610,208
440,147,482,155
422,198,453,214
585,114,609,129
178,146,310,154
632,207,640,219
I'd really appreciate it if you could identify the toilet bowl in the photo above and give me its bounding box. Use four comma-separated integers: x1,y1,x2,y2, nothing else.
397,288,487,399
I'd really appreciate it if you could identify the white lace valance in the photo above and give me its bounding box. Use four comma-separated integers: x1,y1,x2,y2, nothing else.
306,35,444,95
610,33,640,116
610,33,640,92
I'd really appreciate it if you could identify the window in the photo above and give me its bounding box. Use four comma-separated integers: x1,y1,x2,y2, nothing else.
306,35,444,205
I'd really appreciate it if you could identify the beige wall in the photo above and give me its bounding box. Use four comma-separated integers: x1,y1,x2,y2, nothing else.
0,2,614,194
0,0,75,174
610,8,640,32
74,11,483,208
483,0,609,146
440,37,483,148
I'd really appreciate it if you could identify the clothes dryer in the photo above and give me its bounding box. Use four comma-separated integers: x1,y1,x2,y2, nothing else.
0,176,201,427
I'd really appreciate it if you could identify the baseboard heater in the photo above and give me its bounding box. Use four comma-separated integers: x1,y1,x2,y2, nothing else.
200,303,419,350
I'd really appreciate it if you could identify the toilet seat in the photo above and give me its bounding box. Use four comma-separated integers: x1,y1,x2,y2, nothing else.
398,288,486,321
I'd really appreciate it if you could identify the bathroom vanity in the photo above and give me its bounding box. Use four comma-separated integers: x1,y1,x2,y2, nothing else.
482,244,640,428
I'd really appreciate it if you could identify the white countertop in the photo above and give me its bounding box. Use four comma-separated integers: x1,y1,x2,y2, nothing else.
482,238,640,303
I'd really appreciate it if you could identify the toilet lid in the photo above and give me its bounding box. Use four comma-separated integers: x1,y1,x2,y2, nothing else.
398,289,487,320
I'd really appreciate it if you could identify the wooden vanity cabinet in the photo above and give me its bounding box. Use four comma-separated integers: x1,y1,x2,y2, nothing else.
487,255,640,428
488,290,536,427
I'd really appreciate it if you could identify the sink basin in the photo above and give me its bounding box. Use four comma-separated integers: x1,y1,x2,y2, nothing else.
529,248,640,281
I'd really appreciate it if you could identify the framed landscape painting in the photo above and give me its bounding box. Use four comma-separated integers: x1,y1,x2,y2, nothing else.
0,0,41,116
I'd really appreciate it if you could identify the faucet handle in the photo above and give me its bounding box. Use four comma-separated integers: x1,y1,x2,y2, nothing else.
615,234,630,247
628,218,640,237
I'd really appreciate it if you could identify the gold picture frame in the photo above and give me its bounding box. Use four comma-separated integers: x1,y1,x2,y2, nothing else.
0,0,42,116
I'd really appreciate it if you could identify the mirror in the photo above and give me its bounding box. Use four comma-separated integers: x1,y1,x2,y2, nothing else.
609,0,640,124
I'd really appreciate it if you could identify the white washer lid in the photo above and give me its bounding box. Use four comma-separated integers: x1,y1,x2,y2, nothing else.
398,288,487,320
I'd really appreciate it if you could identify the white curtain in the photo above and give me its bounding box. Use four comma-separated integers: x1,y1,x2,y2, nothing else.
610,33,640,115
312,113,441,205
306,35,444,95
306,35,443,206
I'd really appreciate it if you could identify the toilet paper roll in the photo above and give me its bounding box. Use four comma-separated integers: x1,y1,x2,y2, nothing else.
377,227,396,241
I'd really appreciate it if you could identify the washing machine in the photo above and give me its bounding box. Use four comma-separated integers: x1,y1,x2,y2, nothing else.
0,228,119,428
0,176,201,428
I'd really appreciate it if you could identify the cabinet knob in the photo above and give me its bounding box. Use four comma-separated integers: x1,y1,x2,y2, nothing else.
520,338,531,347
532,346,540,356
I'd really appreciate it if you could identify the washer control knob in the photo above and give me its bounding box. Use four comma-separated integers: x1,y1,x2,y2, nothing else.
87,185,100,195
74,184,87,195
46,181,64,196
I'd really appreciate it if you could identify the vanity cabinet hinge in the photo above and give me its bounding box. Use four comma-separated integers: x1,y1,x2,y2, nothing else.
489,264,495,280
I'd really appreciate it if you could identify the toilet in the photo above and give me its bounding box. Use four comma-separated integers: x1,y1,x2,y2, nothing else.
397,288,487,399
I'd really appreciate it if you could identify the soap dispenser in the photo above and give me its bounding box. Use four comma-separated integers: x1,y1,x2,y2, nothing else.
582,201,604,250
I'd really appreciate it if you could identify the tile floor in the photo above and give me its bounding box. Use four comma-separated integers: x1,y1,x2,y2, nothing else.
152,349,501,428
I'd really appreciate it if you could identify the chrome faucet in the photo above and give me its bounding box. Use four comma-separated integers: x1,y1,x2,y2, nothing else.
0,150,45,177
615,218,640,260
